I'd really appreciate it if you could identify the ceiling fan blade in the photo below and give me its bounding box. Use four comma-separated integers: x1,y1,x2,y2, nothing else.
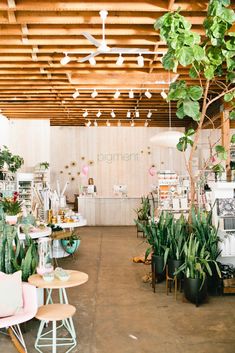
82,32,101,48
78,51,102,63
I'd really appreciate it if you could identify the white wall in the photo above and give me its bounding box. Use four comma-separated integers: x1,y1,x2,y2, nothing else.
50,126,186,199
0,115,9,148
9,119,50,172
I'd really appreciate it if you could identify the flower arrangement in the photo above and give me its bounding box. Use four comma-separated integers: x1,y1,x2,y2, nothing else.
1,192,22,215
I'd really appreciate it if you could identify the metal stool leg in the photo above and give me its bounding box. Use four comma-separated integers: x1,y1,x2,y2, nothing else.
52,321,56,353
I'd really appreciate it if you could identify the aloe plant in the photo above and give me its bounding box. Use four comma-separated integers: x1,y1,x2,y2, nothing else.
166,215,189,261
191,207,221,261
0,219,38,281
138,211,173,266
135,196,151,221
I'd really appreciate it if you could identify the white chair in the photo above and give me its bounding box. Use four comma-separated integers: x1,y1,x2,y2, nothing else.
0,281,38,353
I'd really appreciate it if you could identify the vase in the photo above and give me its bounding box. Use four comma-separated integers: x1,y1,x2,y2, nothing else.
61,239,80,254
167,258,183,279
184,277,207,307
5,215,18,225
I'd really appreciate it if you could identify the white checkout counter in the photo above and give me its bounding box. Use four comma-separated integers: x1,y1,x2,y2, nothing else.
77,196,141,226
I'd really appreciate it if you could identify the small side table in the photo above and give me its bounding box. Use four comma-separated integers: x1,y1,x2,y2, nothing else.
29,270,88,340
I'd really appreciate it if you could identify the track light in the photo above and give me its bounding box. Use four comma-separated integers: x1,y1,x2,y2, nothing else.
114,89,120,99
60,53,71,65
86,120,91,127
135,110,139,118
94,120,98,127
117,120,121,127
145,89,152,99
130,120,135,127
89,56,96,66
116,53,124,66
91,89,98,98
111,110,116,118
129,89,134,99
72,89,80,99
83,110,88,118
144,120,149,127
106,120,111,127
96,110,102,118
126,110,131,118
147,110,152,118
161,89,168,99
137,54,144,67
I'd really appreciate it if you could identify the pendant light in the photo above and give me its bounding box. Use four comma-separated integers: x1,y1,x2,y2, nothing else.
150,99,183,148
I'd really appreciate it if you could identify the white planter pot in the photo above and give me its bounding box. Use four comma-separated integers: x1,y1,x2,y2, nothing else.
5,215,18,225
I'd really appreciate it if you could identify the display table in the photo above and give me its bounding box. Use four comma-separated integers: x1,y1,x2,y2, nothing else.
29,270,88,341
52,218,87,258
18,226,52,240
78,196,141,225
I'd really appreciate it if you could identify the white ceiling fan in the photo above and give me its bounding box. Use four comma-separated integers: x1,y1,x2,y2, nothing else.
78,9,148,63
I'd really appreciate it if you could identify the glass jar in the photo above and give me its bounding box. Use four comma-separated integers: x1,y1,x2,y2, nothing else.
37,237,53,275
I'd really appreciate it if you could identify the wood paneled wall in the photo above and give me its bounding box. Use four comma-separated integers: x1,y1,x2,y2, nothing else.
9,119,50,172
50,126,186,199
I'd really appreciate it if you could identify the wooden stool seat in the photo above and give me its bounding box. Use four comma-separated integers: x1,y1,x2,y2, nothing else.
36,304,76,322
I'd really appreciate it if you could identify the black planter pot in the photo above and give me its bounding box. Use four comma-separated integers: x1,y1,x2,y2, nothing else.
184,277,207,307
151,254,165,292
167,258,183,279
207,263,222,296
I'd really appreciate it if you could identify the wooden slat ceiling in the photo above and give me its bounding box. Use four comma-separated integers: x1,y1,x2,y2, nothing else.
0,0,234,127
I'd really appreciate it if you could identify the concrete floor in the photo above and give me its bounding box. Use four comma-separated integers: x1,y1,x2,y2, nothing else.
1,226,235,353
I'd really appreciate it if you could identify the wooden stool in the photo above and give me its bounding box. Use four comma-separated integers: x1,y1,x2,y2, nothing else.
35,304,76,353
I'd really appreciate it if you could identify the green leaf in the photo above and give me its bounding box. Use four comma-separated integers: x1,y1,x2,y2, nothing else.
178,46,194,66
220,7,235,24
186,128,195,136
229,110,235,120
183,99,200,119
189,66,198,79
231,134,235,143
162,49,177,71
224,92,234,102
176,104,185,119
193,45,205,61
204,66,215,80
221,0,230,6
188,86,203,101
215,145,227,160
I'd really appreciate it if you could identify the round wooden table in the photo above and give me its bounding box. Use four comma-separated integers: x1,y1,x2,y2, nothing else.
29,270,88,341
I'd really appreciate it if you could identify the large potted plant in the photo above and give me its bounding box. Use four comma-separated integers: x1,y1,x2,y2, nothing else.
175,235,221,306
166,215,189,279
0,220,38,281
154,0,235,209
138,212,171,288
135,196,151,237
191,208,222,294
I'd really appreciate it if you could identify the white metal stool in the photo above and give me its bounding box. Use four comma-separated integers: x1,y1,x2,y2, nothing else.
35,304,76,353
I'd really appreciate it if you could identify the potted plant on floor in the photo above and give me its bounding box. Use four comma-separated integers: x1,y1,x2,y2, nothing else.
139,212,171,285
175,235,221,306
0,220,38,280
191,208,222,295
135,196,151,237
167,215,189,279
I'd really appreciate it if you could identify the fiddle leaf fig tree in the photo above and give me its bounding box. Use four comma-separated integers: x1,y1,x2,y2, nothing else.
154,0,235,206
